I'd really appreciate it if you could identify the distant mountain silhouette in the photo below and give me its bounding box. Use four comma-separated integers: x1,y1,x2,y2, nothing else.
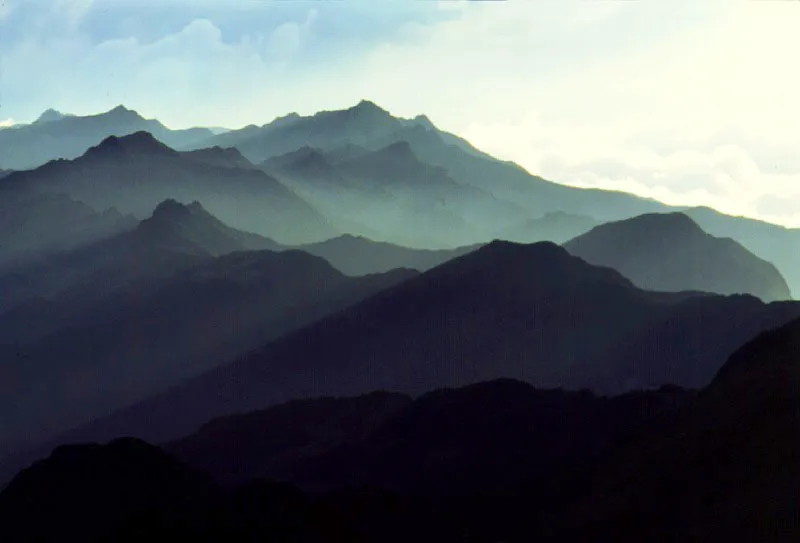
0,199,279,315
683,205,800,299
0,132,335,244
496,211,599,244
565,212,791,301
198,100,670,234
294,234,481,275
264,142,528,247
0,105,213,170
52,240,800,446
201,100,409,160
32,108,74,124
136,199,283,256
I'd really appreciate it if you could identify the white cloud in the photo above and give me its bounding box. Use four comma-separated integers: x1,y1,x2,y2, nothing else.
0,118,16,128
341,1,800,226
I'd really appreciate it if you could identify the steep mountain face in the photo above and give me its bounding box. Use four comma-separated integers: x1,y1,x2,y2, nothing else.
54,241,800,446
0,193,136,274
264,142,527,247
562,316,800,542
497,211,599,244
0,132,335,244
294,235,481,276
683,205,800,299
0,105,213,170
565,212,792,302
0,438,357,542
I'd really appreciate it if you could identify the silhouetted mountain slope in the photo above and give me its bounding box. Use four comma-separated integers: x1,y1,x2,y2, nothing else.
683,205,800,298
0,438,357,542
562,316,800,542
167,391,414,486
0,237,416,452
0,132,334,243
0,169,11,179
565,212,791,302
166,381,692,494
496,211,599,244
55,241,800,446
294,234,481,275
5,318,800,541
0,105,213,170
0,193,136,273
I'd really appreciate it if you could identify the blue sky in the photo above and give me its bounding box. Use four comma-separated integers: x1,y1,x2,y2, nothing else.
2,0,800,226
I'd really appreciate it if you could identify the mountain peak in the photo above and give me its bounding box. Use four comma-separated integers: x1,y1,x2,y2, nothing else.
412,114,436,130
350,99,390,116
108,104,134,114
90,131,177,156
34,109,71,124
151,198,207,219
565,212,791,301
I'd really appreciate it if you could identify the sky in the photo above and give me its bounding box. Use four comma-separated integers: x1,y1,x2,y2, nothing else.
2,0,800,227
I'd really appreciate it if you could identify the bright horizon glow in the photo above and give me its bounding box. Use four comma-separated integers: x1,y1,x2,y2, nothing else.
3,0,800,228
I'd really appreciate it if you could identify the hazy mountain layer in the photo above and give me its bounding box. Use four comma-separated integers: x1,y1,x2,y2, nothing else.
0,105,213,170
294,234,481,276
0,202,415,452
684,206,800,298
209,101,670,231
0,193,136,274
565,212,792,301
0,132,335,244
497,211,600,244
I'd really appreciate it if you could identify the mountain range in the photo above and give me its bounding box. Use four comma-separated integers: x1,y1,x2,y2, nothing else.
42,239,800,450
2,98,800,541
2,314,798,541
0,106,212,170
0,201,415,453
0,131,334,244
